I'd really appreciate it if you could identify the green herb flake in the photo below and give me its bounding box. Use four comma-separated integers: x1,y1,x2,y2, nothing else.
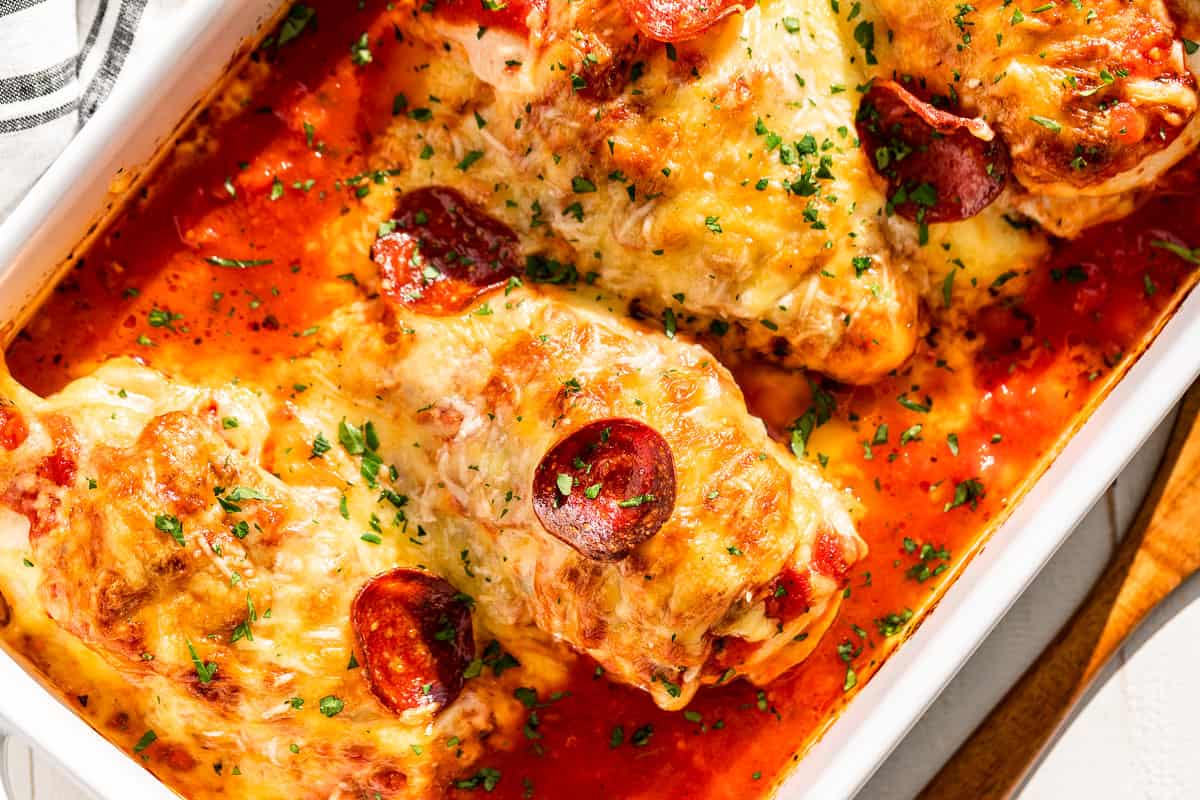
205,256,273,269
155,514,185,546
1029,115,1062,132
319,695,345,717
133,730,158,753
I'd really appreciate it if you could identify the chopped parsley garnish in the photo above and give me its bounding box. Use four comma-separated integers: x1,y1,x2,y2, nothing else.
789,379,837,457
905,541,952,582
664,308,677,338
897,393,931,413
205,255,273,270
1029,115,1062,132
350,32,373,66
1151,239,1200,265
876,608,914,637
942,268,956,308
457,150,485,171
945,478,986,511
276,4,315,47
319,695,345,717
215,485,269,513
630,724,654,747
609,725,624,748
455,768,502,791
155,514,185,546
187,640,217,683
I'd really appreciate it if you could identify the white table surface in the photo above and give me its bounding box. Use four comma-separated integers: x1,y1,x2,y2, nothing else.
0,409,1189,800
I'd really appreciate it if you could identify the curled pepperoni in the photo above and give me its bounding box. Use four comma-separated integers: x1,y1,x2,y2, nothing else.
351,569,474,715
434,0,546,34
856,80,1009,223
532,419,676,561
373,187,520,315
620,0,752,42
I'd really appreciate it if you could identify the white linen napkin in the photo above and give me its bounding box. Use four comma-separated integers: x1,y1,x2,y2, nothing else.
0,0,179,219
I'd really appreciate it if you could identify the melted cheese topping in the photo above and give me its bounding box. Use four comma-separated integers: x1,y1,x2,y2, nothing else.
0,284,866,791
311,291,865,707
0,360,545,799
372,0,1198,382
381,0,925,384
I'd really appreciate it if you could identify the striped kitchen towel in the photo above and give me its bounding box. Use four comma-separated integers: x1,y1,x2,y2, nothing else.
0,0,169,218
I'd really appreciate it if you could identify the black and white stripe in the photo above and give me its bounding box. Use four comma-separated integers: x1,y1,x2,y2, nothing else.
0,0,149,216
78,0,144,122
0,0,50,19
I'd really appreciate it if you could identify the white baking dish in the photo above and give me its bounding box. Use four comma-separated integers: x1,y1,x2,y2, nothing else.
0,3,1197,799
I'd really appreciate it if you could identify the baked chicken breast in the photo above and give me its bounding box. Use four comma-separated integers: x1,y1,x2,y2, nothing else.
370,0,1199,379
0,222,865,783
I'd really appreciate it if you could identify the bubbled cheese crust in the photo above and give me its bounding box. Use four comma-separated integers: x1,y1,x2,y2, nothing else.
0,285,865,794
0,360,542,799
379,0,923,384
313,288,865,709
869,0,1198,196
373,0,1198,382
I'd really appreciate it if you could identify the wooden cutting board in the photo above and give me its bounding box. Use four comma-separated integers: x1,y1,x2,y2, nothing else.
917,378,1200,799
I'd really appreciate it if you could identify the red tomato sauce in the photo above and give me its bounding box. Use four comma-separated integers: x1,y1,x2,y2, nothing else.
432,0,546,35
4,1,1198,798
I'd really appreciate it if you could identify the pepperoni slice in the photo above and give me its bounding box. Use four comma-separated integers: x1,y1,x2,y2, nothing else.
373,187,520,315
532,419,676,561
351,569,474,715
856,80,1009,223
620,0,752,42
433,0,547,35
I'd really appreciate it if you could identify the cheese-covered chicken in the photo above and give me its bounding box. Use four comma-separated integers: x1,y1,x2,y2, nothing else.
308,186,867,708
369,0,1199,380
0,190,866,726
377,0,922,384
870,0,1198,197
317,305,864,709
0,361,540,799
